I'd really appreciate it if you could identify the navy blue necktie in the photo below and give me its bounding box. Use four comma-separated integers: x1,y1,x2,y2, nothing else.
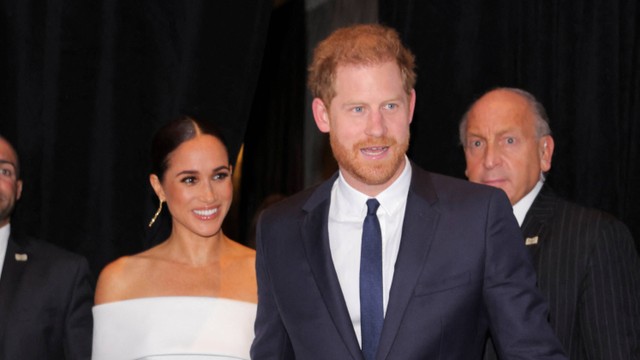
360,198,383,360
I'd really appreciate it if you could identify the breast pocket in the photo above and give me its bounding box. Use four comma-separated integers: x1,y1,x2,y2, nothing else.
413,272,470,296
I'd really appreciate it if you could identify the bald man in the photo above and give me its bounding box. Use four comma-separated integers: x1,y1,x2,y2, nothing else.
460,88,640,359
0,135,93,359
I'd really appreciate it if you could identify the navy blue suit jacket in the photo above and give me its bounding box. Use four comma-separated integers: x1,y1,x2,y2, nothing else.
0,235,94,359
251,164,567,359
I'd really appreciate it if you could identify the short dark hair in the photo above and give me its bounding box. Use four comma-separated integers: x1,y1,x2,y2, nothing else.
0,134,20,179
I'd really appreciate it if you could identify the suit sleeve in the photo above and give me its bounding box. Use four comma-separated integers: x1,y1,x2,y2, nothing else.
250,214,295,359
482,190,567,359
580,217,640,359
63,256,94,360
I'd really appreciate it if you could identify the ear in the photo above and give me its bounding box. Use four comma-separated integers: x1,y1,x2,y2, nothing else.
149,174,166,201
312,98,331,133
15,179,23,200
539,135,554,172
408,89,416,124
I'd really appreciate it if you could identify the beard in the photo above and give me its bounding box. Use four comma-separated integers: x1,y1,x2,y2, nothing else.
0,196,16,225
330,134,409,186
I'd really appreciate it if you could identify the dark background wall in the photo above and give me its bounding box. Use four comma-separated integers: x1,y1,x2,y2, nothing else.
381,0,640,253
246,0,640,253
1,0,638,280
0,0,272,275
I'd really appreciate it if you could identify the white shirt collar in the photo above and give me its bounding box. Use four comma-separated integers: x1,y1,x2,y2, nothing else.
335,155,412,215
512,179,544,226
329,156,411,347
0,223,11,281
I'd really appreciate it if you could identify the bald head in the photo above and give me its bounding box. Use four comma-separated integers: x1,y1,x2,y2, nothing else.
0,136,22,226
460,88,551,145
460,88,554,205
0,136,20,177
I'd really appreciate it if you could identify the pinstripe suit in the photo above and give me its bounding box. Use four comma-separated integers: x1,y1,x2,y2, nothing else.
485,185,640,359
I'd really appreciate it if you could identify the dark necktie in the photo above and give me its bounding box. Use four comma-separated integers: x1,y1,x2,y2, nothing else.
360,198,383,360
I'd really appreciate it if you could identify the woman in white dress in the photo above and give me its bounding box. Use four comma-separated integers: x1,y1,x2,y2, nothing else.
92,116,257,360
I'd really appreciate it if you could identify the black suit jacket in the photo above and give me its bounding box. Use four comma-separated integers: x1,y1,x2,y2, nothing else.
252,164,567,359
485,185,640,359
0,234,94,359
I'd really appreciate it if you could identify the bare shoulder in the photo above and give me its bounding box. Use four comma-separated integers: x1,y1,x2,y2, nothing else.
227,240,256,270
94,254,153,305
224,239,257,303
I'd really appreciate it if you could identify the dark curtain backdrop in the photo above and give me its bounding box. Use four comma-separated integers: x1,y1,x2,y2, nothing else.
1,0,271,275
240,0,306,248
378,0,640,251
2,0,639,278
235,0,640,253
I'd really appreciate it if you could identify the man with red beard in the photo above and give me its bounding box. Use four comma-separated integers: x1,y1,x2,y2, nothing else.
251,24,566,360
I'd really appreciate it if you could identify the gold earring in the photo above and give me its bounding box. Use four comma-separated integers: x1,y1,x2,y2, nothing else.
148,200,164,227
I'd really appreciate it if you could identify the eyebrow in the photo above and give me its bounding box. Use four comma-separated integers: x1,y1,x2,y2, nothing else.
0,160,17,169
468,128,520,139
175,165,231,177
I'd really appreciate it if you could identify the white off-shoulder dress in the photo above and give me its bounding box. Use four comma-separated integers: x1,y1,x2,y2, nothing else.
92,297,256,360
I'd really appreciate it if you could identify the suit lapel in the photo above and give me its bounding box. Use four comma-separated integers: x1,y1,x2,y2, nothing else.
377,167,440,360
0,236,29,344
300,175,363,360
521,185,557,261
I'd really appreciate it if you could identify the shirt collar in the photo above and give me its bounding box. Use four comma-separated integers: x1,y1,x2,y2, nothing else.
335,155,412,217
0,223,10,280
512,179,544,226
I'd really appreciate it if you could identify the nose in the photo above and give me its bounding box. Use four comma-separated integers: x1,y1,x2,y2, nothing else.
483,143,501,169
200,181,217,203
365,110,385,137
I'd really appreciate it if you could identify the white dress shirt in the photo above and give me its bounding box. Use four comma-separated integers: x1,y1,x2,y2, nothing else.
513,179,544,226
0,224,10,281
328,156,411,347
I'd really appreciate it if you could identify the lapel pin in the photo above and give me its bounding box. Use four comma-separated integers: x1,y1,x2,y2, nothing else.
525,236,538,246
15,253,28,261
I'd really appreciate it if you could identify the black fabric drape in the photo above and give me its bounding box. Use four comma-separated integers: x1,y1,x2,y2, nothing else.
239,0,306,247
1,0,271,274
3,0,639,278
380,0,640,251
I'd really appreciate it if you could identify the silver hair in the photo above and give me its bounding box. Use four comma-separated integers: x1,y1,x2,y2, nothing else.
458,87,552,147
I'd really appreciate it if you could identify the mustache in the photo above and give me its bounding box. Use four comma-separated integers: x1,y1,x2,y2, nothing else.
354,137,398,149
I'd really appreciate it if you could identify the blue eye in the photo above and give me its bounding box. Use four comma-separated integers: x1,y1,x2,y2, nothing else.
385,103,397,110
353,106,364,113
506,137,515,144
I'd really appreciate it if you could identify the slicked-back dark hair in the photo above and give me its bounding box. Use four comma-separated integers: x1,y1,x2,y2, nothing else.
150,115,228,181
